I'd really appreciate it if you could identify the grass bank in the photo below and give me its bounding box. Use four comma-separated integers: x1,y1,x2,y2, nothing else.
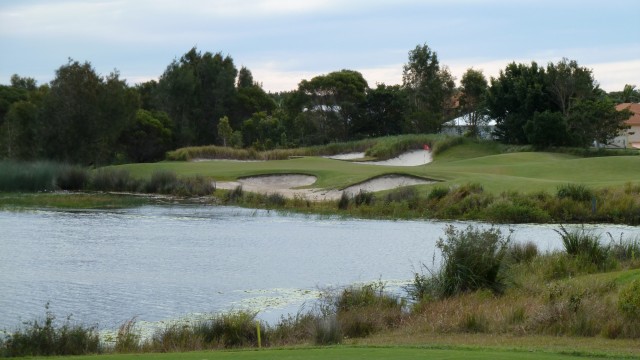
16,346,636,360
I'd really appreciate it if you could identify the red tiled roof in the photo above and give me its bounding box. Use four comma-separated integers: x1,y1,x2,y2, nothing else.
617,103,640,126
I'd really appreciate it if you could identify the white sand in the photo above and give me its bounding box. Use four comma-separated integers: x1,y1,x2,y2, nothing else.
326,150,433,166
214,150,436,201
216,174,435,201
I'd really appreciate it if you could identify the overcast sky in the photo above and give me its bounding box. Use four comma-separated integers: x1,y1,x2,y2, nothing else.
1,0,638,92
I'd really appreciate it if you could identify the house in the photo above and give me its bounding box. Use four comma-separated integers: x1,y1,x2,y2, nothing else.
610,103,640,148
441,115,496,139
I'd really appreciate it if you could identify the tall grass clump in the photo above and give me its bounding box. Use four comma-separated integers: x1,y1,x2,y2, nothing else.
114,317,140,353
410,225,511,300
55,165,90,191
90,168,141,192
0,304,100,357
557,183,593,202
0,161,59,192
555,225,612,270
314,282,405,341
149,311,260,351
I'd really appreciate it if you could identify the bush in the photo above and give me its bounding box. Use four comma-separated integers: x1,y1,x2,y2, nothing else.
265,193,286,207
56,165,90,190
415,225,511,298
618,279,640,320
353,190,374,207
555,225,611,269
384,186,418,203
427,186,449,201
90,168,140,192
145,170,178,194
0,304,100,357
195,311,259,348
557,183,593,202
507,241,539,263
485,200,551,223
313,316,342,345
337,192,350,210
115,317,140,353
0,161,58,192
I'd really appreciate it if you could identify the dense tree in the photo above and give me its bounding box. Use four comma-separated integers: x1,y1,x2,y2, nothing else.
0,100,39,159
524,111,568,148
241,111,286,149
297,70,368,142
486,62,552,144
566,98,631,147
459,69,489,137
120,109,173,163
41,60,138,164
356,84,408,137
10,75,37,91
545,58,598,115
609,84,640,104
402,44,456,133
156,47,237,147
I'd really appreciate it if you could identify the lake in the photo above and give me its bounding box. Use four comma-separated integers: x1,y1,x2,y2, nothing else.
1,205,638,333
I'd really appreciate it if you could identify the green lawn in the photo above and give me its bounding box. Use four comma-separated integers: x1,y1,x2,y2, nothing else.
111,144,640,195
37,346,636,360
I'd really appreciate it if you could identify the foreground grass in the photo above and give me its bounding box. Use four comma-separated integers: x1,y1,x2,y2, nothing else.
24,346,640,360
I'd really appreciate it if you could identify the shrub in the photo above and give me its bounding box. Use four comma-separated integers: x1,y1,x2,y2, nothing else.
115,317,140,353
557,183,593,202
555,225,611,269
224,185,244,203
0,304,100,357
384,186,418,203
265,193,286,207
337,192,350,210
90,168,140,192
313,316,342,345
618,279,640,320
145,170,178,194
353,190,374,207
418,225,511,298
427,186,449,201
56,165,90,191
0,161,58,192
609,233,640,262
507,241,539,263
194,311,259,348
485,200,551,223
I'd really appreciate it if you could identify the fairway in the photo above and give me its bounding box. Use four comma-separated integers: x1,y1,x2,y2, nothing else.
113,146,640,195
39,346,633,360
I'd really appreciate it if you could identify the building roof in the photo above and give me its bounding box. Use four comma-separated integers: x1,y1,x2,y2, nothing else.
616,103,640,126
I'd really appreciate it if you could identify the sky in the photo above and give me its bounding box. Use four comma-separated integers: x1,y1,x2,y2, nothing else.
1,0,639,93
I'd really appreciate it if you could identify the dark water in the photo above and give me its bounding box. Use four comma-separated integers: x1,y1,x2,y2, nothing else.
1,205,637,331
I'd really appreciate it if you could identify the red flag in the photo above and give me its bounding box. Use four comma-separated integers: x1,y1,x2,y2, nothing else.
423,144,430,151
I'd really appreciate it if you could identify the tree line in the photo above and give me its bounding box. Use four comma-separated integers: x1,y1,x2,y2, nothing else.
0,44,636,165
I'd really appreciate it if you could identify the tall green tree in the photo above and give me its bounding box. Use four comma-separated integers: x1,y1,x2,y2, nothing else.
217,116,233,146
297,69,368,142
0,100,39,159
156,47,238,147
566,98,631,147
120,109,173,163
41,60,138,164
485,62,553,144
402,44,456,133
357,84,408,137
459,68,489,137
545,58,597,115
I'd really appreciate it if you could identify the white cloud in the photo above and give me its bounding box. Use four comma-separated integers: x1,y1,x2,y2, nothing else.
590,60,640,92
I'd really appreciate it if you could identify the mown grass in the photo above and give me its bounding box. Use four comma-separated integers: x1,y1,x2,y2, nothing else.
18,346,637,360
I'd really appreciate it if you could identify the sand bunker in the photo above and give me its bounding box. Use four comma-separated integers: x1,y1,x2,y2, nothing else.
216,174,435,201
326,150,432,166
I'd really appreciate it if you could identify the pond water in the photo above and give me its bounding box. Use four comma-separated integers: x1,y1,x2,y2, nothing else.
1,205,638,332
